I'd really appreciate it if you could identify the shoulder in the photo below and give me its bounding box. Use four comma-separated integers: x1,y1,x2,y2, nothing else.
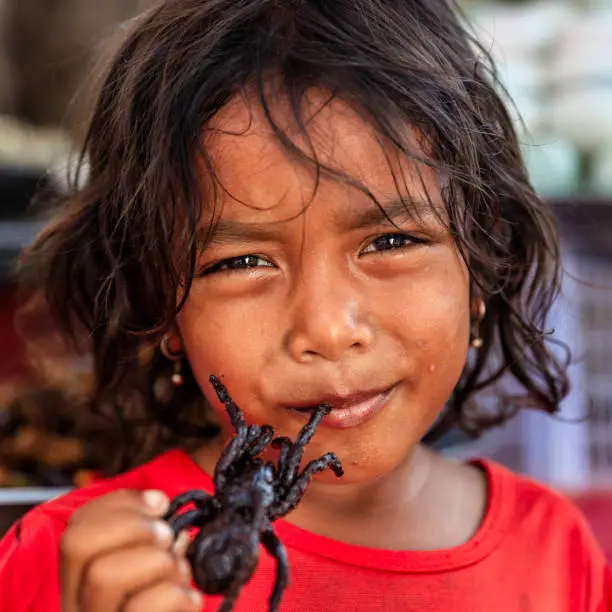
485,460,602,539
0,449,200,611
481,459,611,606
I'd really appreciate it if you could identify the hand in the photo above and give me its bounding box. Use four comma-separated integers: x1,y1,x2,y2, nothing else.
60,489,202,612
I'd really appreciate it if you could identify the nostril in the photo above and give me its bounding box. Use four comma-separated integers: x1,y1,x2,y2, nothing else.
297,349,318,363
285,314,374,363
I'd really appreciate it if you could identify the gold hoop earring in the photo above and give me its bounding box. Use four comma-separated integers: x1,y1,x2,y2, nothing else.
470,299,486,349
160,334,184,386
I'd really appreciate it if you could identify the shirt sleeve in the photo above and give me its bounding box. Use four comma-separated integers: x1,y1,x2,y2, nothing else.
0,512,63,612
600,565,612,612
576,512,612,612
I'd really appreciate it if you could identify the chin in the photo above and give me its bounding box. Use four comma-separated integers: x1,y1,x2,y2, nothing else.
316,438,416,484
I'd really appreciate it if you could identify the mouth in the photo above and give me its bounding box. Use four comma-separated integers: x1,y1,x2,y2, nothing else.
285,384,397,429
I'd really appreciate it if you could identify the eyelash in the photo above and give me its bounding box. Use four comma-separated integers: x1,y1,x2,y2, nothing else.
201,255,274,276
359,232,426,255
199,232,426,276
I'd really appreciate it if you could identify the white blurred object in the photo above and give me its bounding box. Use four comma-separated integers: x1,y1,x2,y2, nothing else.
549,10,612,150
552,9,612,83
468,1,575,137
470,1,575,57
496,61,545,133
521,137,581,196
549,89,612,152
0,115,72,169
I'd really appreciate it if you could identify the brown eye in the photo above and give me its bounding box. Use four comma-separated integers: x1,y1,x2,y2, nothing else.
203,255,274,275
361,233,424,255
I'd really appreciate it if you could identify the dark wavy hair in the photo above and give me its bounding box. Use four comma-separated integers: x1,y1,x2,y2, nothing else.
18,0,569,472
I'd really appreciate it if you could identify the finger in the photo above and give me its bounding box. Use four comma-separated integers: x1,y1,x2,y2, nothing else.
172,530,193,557
70,490,170,525
122,581,203,612
61,491,172,612
80,546,193,612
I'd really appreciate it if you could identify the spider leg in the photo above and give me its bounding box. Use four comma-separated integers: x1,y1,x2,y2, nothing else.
246,424,261,446
218,594,238,612
217,559,257,612
271,436,291,460
209,378,253,489
270,452,343,519
167,507,214,537
162,489,212,521
293,404,331,448
248,424,274,457
209,375,246,433
214,426,250,489
274,405,331,488
216,424,268,476
271,436,293,486
226,425,261,470
262,527,289,612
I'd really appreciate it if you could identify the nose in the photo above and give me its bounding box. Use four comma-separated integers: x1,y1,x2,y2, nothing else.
285,263,374,363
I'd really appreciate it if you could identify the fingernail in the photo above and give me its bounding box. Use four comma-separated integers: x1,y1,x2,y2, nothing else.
173,530,191,556
152,520,173,545
189,589,202,605
142,489,168,512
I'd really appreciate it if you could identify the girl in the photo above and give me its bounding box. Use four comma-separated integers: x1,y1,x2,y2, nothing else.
1,0,610,610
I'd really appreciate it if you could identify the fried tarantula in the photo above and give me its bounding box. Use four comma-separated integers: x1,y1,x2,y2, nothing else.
164,375,344,612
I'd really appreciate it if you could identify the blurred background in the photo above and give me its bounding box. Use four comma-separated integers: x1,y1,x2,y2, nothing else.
0,0,610,554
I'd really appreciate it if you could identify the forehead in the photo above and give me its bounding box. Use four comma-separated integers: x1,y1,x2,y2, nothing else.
200,89,442,222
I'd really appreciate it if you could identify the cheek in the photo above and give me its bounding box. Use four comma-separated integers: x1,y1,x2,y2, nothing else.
390,257,471,382
420,283,470,402
176,293,275,411
418,290,470,357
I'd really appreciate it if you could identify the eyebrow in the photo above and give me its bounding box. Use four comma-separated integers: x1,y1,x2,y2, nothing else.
200,197,439,247
342,197,437,231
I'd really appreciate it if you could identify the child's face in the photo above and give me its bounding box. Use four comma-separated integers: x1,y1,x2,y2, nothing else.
177,92,470,483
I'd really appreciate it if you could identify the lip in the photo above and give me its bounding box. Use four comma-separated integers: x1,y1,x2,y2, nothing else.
287,385,396,429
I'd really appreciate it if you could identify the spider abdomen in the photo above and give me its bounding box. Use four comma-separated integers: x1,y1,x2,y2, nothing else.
188,526,261,595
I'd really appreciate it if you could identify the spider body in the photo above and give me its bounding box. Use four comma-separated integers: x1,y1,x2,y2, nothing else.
164,375,344,612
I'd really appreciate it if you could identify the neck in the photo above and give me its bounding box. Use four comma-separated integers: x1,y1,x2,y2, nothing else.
192,440,437,547
282,445,440,549
293,445,432,518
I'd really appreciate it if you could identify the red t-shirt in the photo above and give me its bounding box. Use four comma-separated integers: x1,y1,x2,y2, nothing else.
0,449,610,611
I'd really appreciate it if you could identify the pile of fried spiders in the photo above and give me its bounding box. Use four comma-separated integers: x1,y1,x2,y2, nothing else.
164,375,344,612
